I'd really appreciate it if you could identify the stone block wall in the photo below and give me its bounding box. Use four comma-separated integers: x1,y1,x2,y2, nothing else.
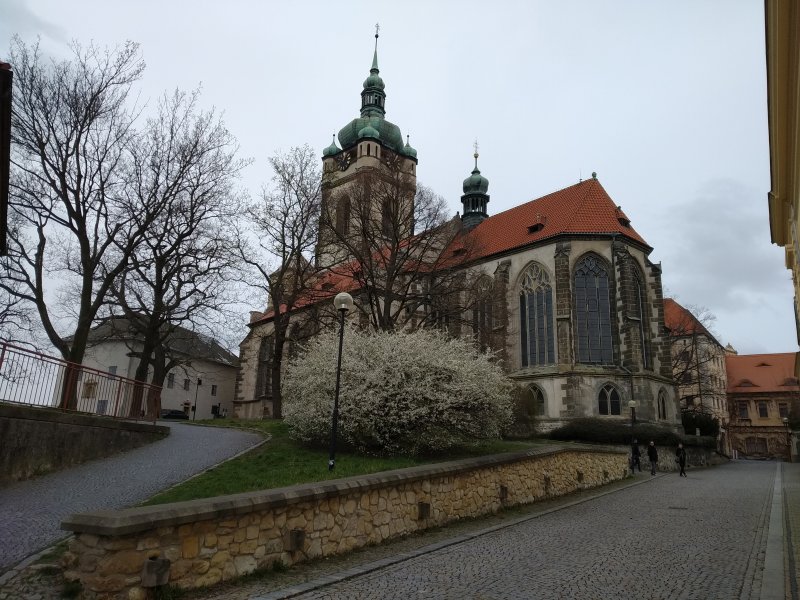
0,403,168,483
61,447,626,599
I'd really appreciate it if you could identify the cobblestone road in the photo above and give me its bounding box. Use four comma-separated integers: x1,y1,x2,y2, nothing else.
0,422,262,572
263,461,781,600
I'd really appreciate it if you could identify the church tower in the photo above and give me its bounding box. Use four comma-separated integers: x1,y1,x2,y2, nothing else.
316,27,419,269
460,144,490,230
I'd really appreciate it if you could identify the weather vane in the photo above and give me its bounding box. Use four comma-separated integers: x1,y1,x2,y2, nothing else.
473,139,479,168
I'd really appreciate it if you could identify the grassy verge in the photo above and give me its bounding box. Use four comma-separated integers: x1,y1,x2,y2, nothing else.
143,420,551,506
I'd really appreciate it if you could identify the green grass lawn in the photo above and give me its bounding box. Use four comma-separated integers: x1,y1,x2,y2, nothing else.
143,420,551,506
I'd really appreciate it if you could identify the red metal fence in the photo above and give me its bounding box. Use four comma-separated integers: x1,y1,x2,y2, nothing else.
0,341,161,422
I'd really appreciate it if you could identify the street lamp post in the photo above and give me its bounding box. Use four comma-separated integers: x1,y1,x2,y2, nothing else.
628,400,637,426
329,292,353,471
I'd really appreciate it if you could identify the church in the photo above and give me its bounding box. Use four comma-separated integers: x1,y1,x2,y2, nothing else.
234,33,681,432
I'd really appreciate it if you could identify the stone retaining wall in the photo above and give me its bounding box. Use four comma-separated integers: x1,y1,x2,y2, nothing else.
0,403,168,483
61,446,626,599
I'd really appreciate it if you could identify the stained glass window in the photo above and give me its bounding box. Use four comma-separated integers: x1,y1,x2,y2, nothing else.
575,255,613,363
519,263,555,366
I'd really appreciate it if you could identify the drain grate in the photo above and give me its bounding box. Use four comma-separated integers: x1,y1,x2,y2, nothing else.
668,506,689,510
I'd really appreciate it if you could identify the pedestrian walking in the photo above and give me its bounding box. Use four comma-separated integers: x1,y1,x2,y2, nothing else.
647,441,658,476
675,443,687,477
630,439,641,473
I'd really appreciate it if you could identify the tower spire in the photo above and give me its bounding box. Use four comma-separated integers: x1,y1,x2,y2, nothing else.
361,26,386,117
372,23,380,71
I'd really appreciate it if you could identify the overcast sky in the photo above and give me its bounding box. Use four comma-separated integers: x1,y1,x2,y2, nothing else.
3,0,794,355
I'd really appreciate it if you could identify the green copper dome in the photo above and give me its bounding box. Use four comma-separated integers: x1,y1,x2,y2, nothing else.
339,115,404,154
463,166,489,194
358,124,380,139
403,135,417,158
323,134,340,157
363,72,385,90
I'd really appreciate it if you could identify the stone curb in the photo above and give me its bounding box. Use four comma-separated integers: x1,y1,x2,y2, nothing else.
252,472,668,600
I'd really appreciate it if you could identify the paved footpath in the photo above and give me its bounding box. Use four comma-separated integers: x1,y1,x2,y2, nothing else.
0,422,262,573
253,461,794,600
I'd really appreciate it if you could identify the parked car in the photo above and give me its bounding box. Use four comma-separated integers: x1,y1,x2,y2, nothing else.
160,409,189,420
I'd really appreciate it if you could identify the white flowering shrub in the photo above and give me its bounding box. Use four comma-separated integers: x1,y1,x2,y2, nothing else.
282,327,514,456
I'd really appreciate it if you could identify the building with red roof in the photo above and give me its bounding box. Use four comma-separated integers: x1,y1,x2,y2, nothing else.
726,352,798,460
235,35,681,432
663,298,729,426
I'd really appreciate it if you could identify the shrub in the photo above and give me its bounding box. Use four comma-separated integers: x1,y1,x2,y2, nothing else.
548,418,683,447
681,411,719,437
282,327,514,456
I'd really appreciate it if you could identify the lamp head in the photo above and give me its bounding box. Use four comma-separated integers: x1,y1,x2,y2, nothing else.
334,292,354,313
628,400,637,409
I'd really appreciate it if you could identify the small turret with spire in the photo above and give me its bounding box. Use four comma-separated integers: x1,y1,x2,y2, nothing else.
461,141,490,229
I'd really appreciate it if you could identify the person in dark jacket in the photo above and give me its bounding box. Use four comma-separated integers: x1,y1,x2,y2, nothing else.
647,441,658,476
675,443,687,477
630,439,641,473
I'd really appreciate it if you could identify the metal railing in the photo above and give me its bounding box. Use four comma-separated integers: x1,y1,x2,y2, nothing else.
0,341,161,423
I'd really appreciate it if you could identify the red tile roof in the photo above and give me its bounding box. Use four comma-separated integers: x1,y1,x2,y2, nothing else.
663,298,713,338
252,178,649,326
454,178,649,261
726,352,800,393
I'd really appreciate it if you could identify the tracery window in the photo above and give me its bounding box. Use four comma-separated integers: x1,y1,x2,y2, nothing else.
632,270,649,369
519,263,555,367
255,335,274,399
574,255,613,364
598,383,621,415
657,389,667,420
473,277,494,352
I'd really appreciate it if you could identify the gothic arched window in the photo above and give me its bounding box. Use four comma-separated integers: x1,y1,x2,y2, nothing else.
632,269,650,369
658,389,667,420
255,335,273,399
599,384,621,416
473,277,494,352
336,196,351,236
519,263,555,367
574,255,613,364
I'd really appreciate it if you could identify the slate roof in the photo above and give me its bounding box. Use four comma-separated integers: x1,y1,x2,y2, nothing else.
85,317,239,368
726,352,799,393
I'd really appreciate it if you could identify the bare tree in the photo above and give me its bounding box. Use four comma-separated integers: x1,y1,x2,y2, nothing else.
107,89,248,415
235,145,322,418
322,156,482,333
666,301,725,415
1,38,157,408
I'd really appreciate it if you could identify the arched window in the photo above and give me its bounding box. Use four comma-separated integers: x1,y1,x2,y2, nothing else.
657,389,667,420
529,385,546,416
255,335,274,399
574,255,613,364
598,384,621,415
336,196,351,236
632,270,649,369
519,263,555,366
472,277,493,352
